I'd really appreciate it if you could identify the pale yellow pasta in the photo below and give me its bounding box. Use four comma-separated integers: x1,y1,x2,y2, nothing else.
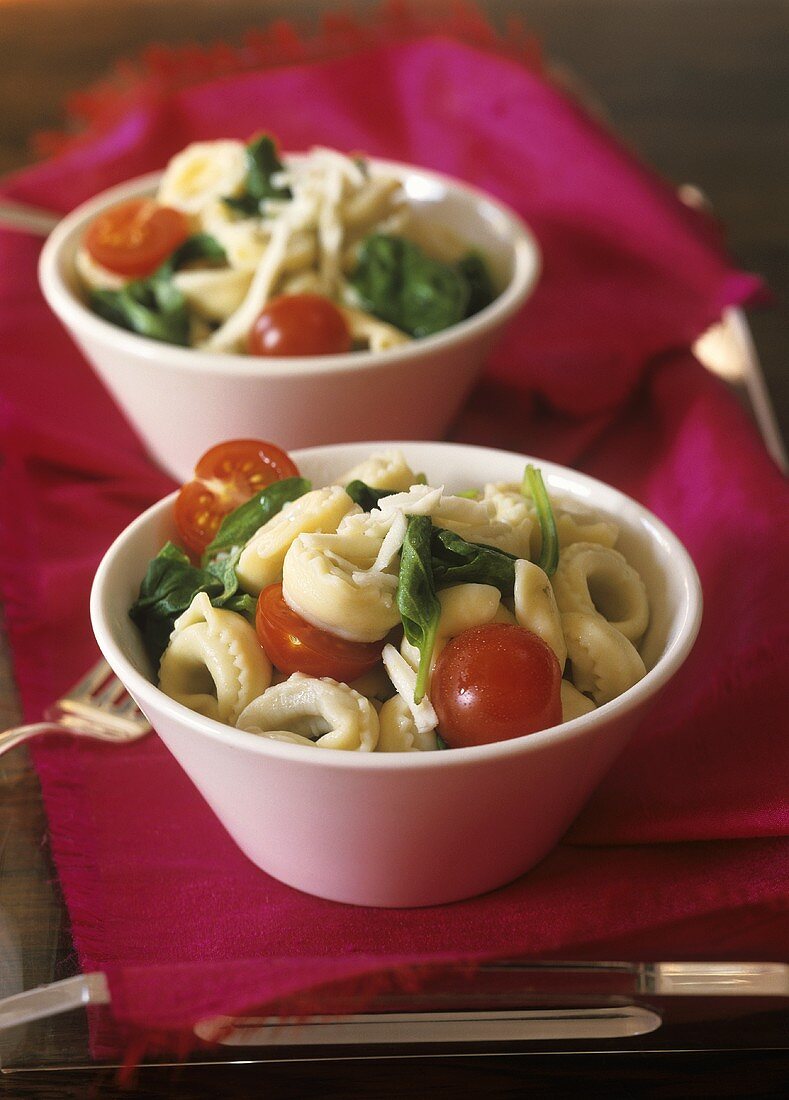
158,592,272,724
561,611,646,705
198,205,269,271
342,175,405,232
282,530,401,643
280,228,320,274
377,694,439,753
172,267,253,323
204,218,292,351
481,484,535,559
349,665,396,703
277,270,326,297
429,494,519,555
401,583,501,679
237,672,379,751
157,140,248,215
337,450,418,492
555,510,619,551
188,314,213,347
365,483,517,555
492,603,518,625
552,542,649,643
513,559,567,670
75,247,126,291
560,679,597,721
236,486,357,596
339,305,411,352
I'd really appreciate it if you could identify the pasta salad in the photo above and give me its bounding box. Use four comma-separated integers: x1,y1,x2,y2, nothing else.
78,135,497,355
129,440,650,752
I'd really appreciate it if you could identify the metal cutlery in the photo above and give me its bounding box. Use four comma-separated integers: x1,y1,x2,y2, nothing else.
0,659,150,757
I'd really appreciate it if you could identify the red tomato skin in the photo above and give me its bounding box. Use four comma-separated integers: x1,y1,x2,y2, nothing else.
84,198,190,277
192,438,299,485
431,623,563,748
256,584,384,683
174,439,299,558
247,294,352,357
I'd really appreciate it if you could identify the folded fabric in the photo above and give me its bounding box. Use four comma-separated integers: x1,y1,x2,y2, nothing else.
1,20,786,1057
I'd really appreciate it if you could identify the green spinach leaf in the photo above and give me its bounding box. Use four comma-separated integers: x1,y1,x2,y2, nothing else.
88,233,225,347
165,232,227,272
457,250,496,316
223,134,292,216
202,477,311,565
344,479,397,511
129,543,220,667
522,465,558,576
397,515,441,703
129,542,256,669
430,527,517,595
201,477,311,600
91,272,189,346
349,234,469,338
349,234,496,338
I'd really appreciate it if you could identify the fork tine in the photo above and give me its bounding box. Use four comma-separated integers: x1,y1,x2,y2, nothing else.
17,657,153,751
115,694,147,721
62,659,114,702
92,676,128,709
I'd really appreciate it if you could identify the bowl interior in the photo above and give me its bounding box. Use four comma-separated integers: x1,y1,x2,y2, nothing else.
94,440,701,757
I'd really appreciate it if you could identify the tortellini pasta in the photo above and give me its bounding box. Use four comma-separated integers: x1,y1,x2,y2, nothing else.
158,592,272,724
282,529,401,643
237,672,379,751
377,694,439,752
338,449,417,492
513,559,566,671
157,140,249,215
400,583,502,681
147,448,653,752
552,542,649,643
561,611,646,705
236,486,357,596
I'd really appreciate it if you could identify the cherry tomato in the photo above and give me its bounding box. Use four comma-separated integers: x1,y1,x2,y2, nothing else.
431,623,562,748
174,440,299,558
256,583,385,682
247,294,352,357
84,198,190,278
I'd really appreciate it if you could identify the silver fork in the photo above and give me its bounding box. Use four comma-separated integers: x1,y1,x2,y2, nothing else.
0,659,151,756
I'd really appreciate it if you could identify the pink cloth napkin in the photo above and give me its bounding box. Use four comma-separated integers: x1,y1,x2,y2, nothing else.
1,18,787,1057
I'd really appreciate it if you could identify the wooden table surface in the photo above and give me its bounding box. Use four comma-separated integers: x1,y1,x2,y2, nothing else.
1,1,787,1096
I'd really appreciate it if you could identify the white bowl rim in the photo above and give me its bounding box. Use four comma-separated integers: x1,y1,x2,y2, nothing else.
39,157,541,380
90,440,703,774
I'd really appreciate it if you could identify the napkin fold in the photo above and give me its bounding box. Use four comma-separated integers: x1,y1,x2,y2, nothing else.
1,13,787,1057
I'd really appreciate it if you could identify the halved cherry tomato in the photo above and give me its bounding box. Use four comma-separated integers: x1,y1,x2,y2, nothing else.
174,440,299,558
431,623,562,748
256,583,385,683
247,294,352,357
84,198,191,278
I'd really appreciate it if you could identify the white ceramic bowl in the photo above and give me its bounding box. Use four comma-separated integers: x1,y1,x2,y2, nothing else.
90,440,702,908
39,162,540,483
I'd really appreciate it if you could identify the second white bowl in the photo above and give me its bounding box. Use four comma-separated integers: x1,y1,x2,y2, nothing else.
39,162,540,482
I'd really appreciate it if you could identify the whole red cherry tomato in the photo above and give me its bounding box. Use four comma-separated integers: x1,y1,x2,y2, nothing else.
174,440,299,558
431,623,562,748
84,198,190,277
256,583,385,682
247,293,352,357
